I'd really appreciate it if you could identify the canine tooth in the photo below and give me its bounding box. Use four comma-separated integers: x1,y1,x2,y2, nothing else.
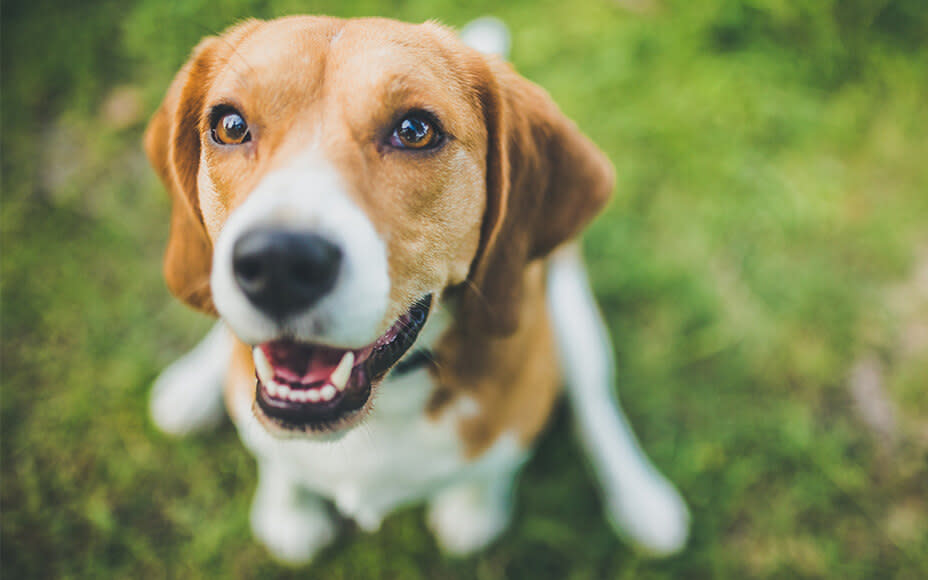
253,347,275,385
266,381,279,396
331,352,354,391
307,389,321,403
320,384,337,401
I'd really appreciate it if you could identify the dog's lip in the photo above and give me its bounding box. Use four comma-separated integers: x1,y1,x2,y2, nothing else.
252,295,432,432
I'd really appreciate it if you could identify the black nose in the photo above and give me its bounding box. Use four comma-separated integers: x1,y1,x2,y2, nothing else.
232,229,342,318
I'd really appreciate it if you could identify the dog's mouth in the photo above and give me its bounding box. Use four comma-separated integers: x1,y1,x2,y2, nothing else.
253,295,432,432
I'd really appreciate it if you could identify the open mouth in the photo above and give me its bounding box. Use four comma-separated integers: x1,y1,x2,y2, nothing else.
253,295,432,432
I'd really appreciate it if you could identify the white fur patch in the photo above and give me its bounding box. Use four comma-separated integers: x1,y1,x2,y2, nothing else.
426,437,522,554
149,322,231,435
250,460,337,564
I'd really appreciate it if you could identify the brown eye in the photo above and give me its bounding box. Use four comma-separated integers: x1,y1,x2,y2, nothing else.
211,110,251,145
389,113,442,150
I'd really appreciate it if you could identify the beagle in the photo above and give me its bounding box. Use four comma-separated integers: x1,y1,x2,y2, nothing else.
146,16,689,563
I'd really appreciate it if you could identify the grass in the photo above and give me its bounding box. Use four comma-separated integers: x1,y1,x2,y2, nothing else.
3,0,928,578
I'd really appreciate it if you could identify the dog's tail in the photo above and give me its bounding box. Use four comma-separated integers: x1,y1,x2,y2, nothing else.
546,243,690,556
460,17,511,59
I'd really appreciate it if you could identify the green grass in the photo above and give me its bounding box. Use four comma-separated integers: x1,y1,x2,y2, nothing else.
3,0,928,578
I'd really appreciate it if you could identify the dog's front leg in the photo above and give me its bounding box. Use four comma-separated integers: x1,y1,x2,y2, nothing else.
250,460,337,565
150,322,231,435
426,467,520,555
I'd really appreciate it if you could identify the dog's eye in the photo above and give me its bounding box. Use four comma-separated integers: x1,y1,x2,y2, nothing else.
212,110,251,145
389,112,442,150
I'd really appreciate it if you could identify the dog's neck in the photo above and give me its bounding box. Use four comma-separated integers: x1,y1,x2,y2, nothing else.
425,261,561,457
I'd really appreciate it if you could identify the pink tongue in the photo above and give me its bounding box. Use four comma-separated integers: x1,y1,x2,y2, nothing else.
263,341,343,384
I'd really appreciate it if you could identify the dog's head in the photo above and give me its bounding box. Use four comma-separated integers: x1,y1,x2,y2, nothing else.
145,16,614,436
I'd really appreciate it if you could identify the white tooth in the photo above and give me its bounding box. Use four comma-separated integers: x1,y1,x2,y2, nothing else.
253,347,275,385
307,389,321,403
292,390,306,403
266,381,279,397
320,384,336,402
278,384,290,397
331,352,354,392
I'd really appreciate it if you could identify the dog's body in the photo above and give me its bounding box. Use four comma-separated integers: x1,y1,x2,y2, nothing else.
147,16,688,563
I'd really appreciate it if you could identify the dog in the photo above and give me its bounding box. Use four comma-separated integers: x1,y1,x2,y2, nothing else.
145,15,689,563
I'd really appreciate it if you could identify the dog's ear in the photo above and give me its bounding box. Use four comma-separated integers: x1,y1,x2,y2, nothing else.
461,59,615,335
144,20,261,314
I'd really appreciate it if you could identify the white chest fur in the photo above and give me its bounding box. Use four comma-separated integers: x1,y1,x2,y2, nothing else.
230,306,526,533
233,366,521,530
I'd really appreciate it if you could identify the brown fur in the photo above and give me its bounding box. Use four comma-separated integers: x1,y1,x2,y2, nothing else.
431,262,561,457
147,16,613,453
460,59,615,336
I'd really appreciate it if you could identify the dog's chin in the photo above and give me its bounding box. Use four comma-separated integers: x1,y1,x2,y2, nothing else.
250,295,432,438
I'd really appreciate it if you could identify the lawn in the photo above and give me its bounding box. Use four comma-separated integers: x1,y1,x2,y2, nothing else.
2,0,928,578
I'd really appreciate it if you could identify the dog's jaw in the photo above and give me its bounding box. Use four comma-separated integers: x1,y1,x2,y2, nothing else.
251,296,432,436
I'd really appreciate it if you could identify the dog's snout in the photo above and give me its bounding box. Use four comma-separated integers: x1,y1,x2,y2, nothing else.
232,229,342,318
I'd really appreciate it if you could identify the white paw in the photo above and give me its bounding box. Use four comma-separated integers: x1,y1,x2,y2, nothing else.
606,476,690,557
251,498,336,565
427,484,511,556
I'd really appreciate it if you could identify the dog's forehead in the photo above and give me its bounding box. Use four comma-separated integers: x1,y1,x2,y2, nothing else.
210,18,476,120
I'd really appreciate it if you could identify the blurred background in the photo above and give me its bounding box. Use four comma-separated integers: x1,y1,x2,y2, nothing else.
2,0,927,578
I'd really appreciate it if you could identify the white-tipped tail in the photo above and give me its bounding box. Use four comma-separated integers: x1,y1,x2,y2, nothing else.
546,243,690,556
460,17,511,59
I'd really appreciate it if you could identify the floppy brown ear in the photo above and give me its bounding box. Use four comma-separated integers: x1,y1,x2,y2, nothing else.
461,59,616,335
144,20,261,314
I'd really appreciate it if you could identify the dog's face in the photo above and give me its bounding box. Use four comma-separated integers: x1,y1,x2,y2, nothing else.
146,16,614,437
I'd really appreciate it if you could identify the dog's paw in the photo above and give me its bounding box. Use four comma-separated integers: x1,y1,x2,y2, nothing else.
426,482,511,556
606,475,690,557
251,496,336,565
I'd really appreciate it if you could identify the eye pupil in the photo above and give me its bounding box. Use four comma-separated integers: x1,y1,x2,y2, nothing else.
224,115,243,135
399,118,429,144
222,114,247,141
391,113,440,150
213,110,250,145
